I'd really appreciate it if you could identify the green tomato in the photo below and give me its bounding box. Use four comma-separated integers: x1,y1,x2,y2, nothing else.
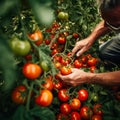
58,12,69,20
40,60,50,72
9,37,31,56
92,93,99,102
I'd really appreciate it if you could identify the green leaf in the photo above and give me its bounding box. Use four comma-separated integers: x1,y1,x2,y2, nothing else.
30,106,55,120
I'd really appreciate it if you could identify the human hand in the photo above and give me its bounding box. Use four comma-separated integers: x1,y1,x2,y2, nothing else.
72,38,93,57
58,68,92,86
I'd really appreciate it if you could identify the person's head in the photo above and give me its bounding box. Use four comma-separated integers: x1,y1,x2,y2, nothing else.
98,0,120,30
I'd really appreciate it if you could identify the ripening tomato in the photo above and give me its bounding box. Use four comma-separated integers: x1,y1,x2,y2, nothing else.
70,98,81,110
22,63,43,80
12,85,27,104
35,89,53,107
115,91,120,101
87,57,97,67
70,111,81,120
80,106,93,120
58,89,70,102
60,66,72,75
93,104,103,116
29,30,43,46
60,103,71,115
92,115,102,120
78,89,89,102
42,76,53,91
57,36,66,44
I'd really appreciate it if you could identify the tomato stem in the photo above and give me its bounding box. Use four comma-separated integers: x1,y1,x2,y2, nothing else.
26,81,34,111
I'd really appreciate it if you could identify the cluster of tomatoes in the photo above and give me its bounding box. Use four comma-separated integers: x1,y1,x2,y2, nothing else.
9,19,103,120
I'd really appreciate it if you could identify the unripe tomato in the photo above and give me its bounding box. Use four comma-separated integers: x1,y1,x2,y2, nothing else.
39,60,50,72
9,37,31,56
58,11,69,20
12,85,27,104
29,30,43,46
35,89,53,107
22,63,43,80
78,89,89,102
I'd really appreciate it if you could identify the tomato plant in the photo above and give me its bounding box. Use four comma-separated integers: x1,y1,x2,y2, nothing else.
9,37,31,56
78,89,89,102
35,89,53,107
12,85,27,104
22,63,43,80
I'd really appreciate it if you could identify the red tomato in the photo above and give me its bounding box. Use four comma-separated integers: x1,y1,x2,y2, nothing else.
53,81,63,90
60,103,71,115
22,63,43,80
12,85,27,104
93,104,103,116
35,89,53,107
70,98,81,110
60,66,72,75
92,115,102,120
58,89,70,102
42,76,53,91
74,59,83,68
70,111,81,120
115,91,120,101
78,89,89,102
56,113,69,120
90,66,96,73
81,56,88,64
80,106,93,120
45,39,51,45
57,36,66,44
73,33,79,39
60,58,70,66
51,49,58,56
29,30,43,46
87,57,97,67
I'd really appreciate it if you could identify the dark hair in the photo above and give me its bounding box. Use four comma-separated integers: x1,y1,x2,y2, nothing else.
98,0,120,10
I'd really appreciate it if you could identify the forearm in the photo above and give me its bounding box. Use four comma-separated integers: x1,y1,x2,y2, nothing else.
89,71,120,86
88,20,110,43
